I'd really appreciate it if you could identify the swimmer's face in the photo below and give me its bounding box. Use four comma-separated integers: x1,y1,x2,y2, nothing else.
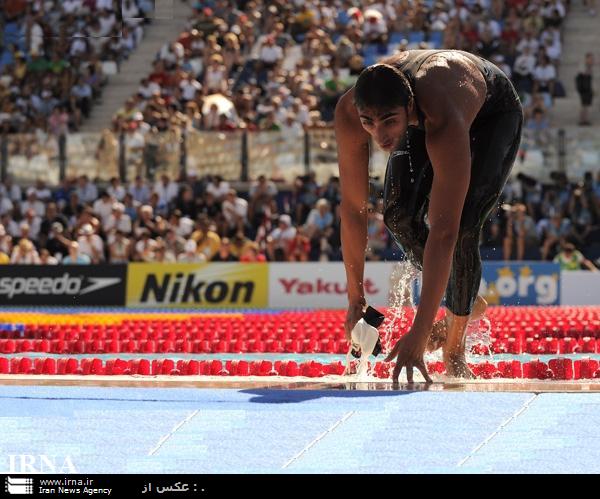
357,106,408,152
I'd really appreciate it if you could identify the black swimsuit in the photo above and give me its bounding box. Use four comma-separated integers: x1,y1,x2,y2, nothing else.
382,50,523,316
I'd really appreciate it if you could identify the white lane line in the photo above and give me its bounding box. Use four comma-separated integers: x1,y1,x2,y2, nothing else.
457,394,538,467
282,411,356,469
148,409,200,456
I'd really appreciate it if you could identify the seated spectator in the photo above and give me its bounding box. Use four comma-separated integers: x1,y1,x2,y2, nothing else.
267,214,296,261
211,237,238,262
62,241,91,265
288,226,311,262
503,204,539,260
554,242,598,271
240,243,267,262
129,176,151,205
22,189,46,218
153,174,179,206
77,223,105,263
533,52,557,104
222,189,248,235
366,203,388,260
105,203,133,239
134,230,158,262
304,198,334,239
108,230,132,263
152,239,177,263
39,248,58,265
76,175,99,205
191,215,221,261
134,205,159,237
537,212,572,260
107,177,126,201
205,175,230,201
525,107,551,147
11,238,40,264
93,191,116,225
164,228,186,256
177,239,202,263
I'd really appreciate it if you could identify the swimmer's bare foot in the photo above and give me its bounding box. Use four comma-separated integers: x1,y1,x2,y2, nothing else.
443,353,475,379
426,318,448,352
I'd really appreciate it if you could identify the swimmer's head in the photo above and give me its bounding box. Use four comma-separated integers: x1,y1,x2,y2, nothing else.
353,64,414,152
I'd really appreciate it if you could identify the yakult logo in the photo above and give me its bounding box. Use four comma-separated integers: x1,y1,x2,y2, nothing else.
279,278,380,295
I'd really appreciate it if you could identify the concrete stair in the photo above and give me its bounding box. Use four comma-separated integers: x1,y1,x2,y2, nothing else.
551,1,600,126
80,0,192,132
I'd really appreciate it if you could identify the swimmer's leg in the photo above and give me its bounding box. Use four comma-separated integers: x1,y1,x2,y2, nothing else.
426,295,487,352
442,110,523,378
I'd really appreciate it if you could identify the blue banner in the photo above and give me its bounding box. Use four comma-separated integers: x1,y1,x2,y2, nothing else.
479,262,560,306
413,262,560,306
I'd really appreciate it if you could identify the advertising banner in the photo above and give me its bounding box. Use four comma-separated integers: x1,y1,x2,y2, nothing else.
413,262,560,306
268,262,396,308
126,263,269,308
0,265,127,306
479,262,560,306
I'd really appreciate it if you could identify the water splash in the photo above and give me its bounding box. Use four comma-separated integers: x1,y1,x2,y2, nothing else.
380,261,420,353
466,315,494,361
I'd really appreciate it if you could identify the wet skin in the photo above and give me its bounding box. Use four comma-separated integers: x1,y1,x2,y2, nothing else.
336,50,488,381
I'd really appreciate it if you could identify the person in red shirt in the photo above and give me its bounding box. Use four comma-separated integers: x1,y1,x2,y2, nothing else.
240,243,267,262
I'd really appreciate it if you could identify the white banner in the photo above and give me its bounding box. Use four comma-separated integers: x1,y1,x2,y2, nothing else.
561,271,600,305
268,262,399,308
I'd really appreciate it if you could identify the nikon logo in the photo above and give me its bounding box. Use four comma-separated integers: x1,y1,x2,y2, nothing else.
140,273,255,304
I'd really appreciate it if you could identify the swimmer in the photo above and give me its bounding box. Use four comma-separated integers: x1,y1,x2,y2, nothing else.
335,49,523,381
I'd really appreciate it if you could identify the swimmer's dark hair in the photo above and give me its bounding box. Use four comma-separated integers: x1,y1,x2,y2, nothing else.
353,64,414,111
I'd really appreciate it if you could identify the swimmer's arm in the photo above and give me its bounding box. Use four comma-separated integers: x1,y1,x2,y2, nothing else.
335,89,371,305
411,66,484,333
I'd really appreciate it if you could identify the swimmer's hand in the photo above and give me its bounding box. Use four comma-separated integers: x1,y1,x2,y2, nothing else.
344,301,366,342
384,328,433,383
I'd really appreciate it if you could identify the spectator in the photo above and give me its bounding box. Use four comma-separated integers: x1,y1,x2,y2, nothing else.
503,204,539,260
62,241,91,265
575,53,594,126
304,198,333,239
39,248,58,265
191,215,221,261
240,242,267,262
222,189,248,234
93,191,116,225
152,239,177,263
554,242,598,271
76,175,99,205
22,189,45,218
178,239,204,263
288,226,311,262
77,223,105,263
105,203,133,239
11,238,40,264
267,214,296,261
537,212,572,260
153,174,179,206
129,176,151,205
211,237,238,262
107,177,126,201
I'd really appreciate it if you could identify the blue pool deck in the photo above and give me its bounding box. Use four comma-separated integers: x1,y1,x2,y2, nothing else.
1,380,599,474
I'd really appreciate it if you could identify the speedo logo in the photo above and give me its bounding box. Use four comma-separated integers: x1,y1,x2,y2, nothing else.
140,273,254,304
0,275,121,299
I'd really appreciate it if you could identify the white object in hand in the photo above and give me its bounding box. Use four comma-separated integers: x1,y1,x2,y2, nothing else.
345,318,379,377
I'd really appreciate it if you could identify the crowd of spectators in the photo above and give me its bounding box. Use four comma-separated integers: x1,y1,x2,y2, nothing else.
0,172,344,265
481,170,600,269
0,0,153,135
111,0,569,140
1,168,598,270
